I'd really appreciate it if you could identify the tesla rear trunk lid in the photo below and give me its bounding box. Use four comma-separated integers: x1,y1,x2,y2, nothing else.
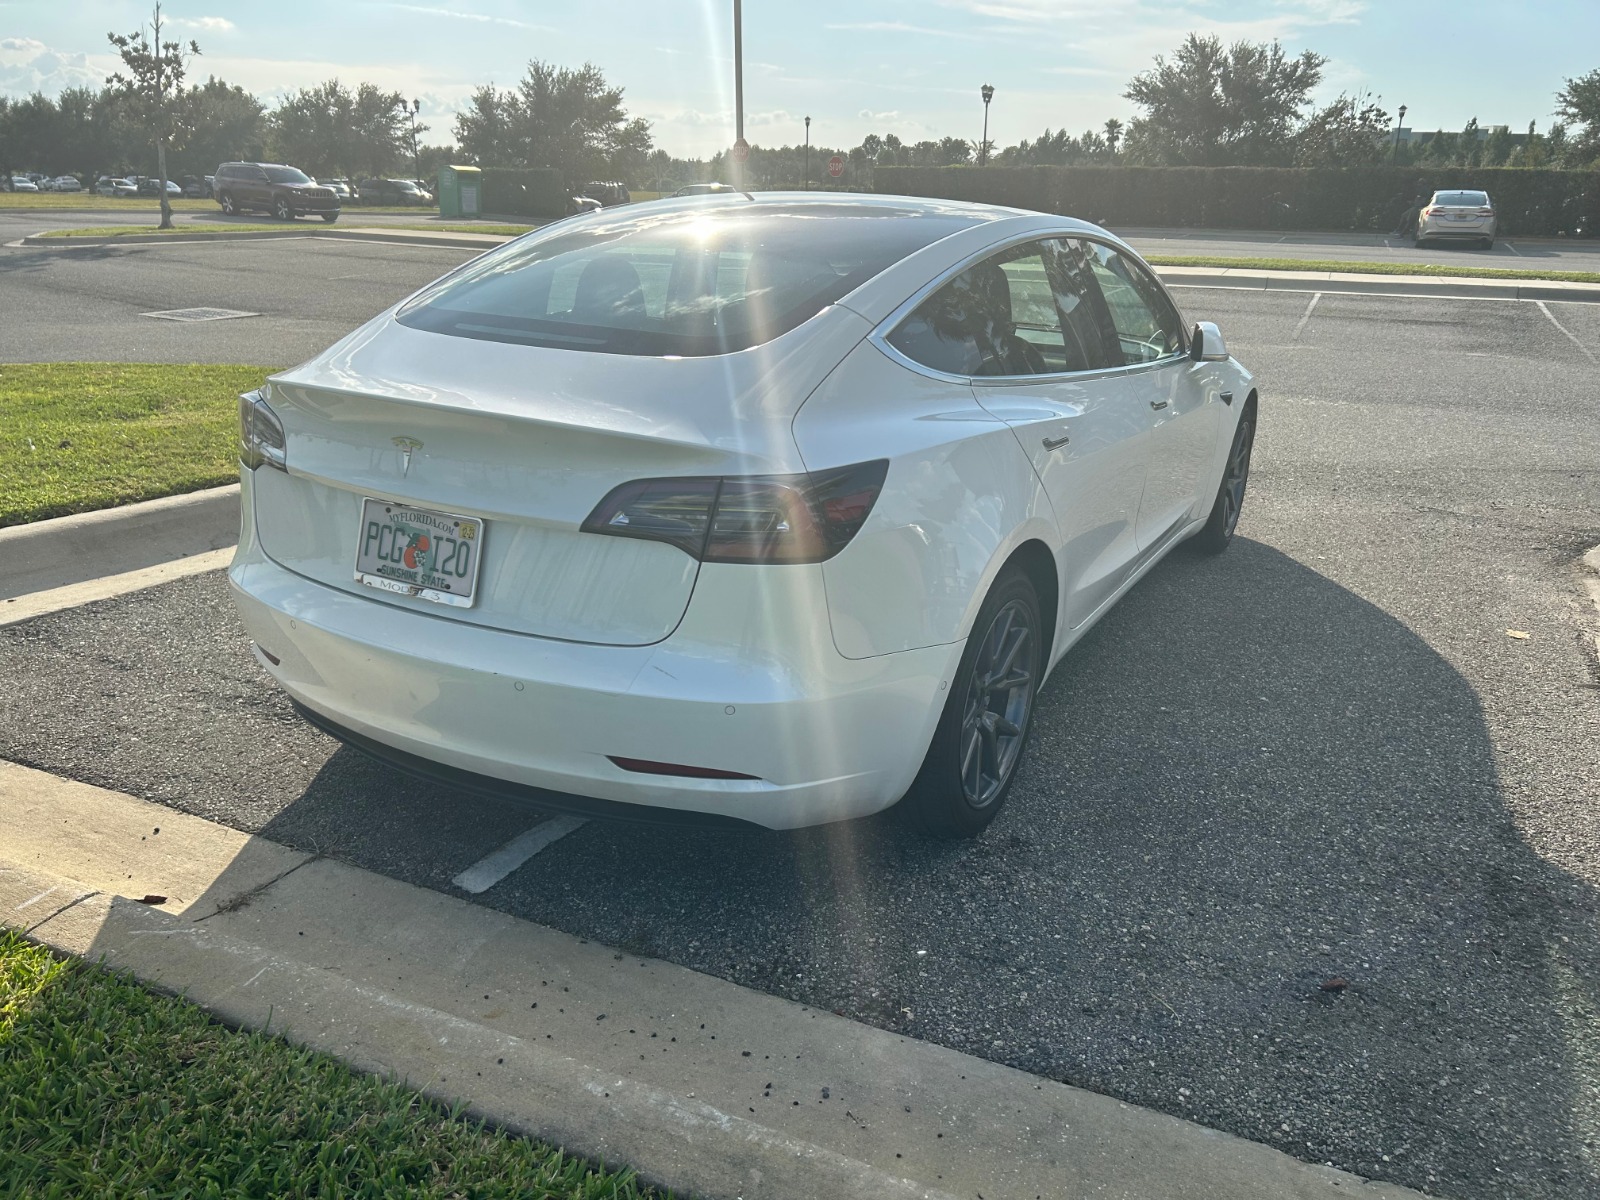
252,308,870,645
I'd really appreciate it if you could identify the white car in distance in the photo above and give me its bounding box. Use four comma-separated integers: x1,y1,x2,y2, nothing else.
231,194,1257,837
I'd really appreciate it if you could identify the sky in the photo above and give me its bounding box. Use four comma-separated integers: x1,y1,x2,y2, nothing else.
2,1,1596,158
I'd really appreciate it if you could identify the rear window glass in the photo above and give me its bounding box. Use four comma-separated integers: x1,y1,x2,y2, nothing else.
397,204,975,357
1433,191,1489,207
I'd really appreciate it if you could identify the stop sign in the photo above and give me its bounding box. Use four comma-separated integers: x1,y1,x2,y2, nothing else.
731,138,750,163
828,154,845,178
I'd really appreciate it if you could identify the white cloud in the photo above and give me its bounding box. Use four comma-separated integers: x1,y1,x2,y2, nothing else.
0,37,110,96
170,17,236,32
385,4,548,31
824,21,962,38
858,109,902,122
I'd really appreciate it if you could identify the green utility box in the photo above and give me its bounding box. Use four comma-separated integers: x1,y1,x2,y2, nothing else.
437,164,483,218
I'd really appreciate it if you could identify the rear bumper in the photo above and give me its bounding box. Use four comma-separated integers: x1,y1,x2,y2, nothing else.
229,477,961,830
1418,218,1494,240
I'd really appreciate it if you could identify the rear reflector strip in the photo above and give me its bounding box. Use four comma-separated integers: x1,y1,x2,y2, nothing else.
256,644,282,666
608,756,760,781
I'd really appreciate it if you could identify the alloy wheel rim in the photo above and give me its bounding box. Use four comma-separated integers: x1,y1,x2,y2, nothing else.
1221,420,1254,536
959,599,1036,808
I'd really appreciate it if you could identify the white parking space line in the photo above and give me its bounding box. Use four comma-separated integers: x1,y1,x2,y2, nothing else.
0,547,235,627
450,815,589,894
1504,241,1525,257
1537,300,1598,364
1292,292,1322,340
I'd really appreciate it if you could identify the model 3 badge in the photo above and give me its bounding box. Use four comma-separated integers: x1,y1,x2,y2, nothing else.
392,436,424,476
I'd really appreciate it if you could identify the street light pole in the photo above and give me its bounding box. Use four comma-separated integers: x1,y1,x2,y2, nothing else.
980,83,994,166
1392,104,1407,164
410,98,421,183
804,115,810,190
733,0,744,189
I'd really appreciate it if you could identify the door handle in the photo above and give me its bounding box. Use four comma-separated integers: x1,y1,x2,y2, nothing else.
1042,434,1070,451
1150,399,1169,410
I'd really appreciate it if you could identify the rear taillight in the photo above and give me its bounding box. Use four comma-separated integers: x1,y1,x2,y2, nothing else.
1478,207,1495,215
582,459,888,564
1422,207,1440,217
239,388,286,471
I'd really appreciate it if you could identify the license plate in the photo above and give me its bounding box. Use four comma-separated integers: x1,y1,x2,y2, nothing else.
354,498,484,608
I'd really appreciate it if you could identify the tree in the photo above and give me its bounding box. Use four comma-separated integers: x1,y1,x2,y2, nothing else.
176,77,266,178
1103,118,1124,156
1481,124,1514,167
270,80,411,180
454,61,652,186
1293,93,1390,167
106,3,200,228
1123,34,1325,166
1555,68,1600,164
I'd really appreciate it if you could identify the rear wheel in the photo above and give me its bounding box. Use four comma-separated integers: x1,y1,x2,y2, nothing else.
1193,407,1255,554
901,568,1042,839
219,192,236,215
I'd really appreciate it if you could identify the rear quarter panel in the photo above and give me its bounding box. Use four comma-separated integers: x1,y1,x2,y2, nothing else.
792,339,1059,660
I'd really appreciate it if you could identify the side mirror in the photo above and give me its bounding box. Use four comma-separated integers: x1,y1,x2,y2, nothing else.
1190,321,1229,363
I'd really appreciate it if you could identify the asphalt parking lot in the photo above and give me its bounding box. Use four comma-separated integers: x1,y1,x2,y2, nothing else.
3,238,1599,1200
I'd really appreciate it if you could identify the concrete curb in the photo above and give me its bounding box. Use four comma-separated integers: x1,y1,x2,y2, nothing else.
0,485,239,601
0,760,1429,1200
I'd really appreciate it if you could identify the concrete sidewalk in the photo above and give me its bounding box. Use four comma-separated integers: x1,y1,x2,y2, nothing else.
3,759,1426,1200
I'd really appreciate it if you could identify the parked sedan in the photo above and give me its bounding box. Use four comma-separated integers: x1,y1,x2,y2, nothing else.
96,177,140,198
231,194,1256,837
9,176,39,192
1416,189,1497,249
49,175,82,192
356,178,433,206
136,177,184,197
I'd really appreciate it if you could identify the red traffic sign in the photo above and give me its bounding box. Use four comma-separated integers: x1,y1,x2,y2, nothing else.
731,138,750,163
828,154,845,178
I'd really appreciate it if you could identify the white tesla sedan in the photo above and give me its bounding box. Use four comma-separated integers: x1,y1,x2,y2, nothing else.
231,194,1256,837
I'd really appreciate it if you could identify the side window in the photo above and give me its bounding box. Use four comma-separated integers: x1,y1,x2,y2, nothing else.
1040,238,1117,372
1082,242,1185,365
887,241,1069,377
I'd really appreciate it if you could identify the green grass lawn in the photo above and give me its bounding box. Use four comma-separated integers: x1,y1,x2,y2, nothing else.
0,931,663,1198
0,363,272,527
36,224,296,237
1144,254,1600,286
0,193,435,215
393,222,534,236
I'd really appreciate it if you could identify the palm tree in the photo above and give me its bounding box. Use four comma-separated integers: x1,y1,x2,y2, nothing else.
1103,118,1124,156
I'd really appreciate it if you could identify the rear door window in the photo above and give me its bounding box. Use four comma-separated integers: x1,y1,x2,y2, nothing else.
887,238,1115,377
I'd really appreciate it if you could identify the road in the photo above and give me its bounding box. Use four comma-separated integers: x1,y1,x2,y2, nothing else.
2,236,1599,1200
8,203,1600,271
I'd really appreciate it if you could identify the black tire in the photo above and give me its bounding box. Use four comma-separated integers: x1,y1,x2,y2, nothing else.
219,192,236,215
900,568,1043,839
1192,407,1256,554
321,212,339,224
274,195,294,221
1483,238,1495,250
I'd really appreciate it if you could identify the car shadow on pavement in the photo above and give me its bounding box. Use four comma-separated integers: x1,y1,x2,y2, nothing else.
255,537,1599,1200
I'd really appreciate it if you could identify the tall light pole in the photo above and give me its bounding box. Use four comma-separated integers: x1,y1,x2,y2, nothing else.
804,115,810,189
732,0,745,188
980,83,994,166
411,98,421,182
1392,104,1407,164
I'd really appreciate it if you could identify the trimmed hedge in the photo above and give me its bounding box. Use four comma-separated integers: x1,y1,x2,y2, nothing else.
876,165,1600,236
480,167,567,219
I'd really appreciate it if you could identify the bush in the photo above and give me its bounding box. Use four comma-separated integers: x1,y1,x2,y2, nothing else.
876,165,1600,236
479,167,566,219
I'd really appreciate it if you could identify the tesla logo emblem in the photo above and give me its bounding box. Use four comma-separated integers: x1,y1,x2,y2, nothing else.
392,436,424,476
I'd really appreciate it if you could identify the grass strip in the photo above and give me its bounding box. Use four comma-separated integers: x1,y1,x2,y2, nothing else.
0,362,272,527
36,224,294,237
1144,254,1600,286
0,194,433,214
391,223,535,236
0,931,664,1198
